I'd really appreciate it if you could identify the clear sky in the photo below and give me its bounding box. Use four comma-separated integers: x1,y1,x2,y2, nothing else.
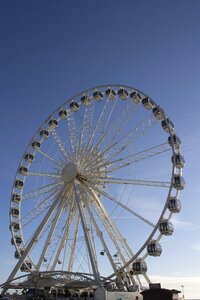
0,0,200,299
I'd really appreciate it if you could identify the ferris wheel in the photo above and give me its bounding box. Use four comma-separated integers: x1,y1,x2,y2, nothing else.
8,84,185,291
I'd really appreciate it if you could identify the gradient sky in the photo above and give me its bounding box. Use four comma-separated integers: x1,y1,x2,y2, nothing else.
1,0,200,298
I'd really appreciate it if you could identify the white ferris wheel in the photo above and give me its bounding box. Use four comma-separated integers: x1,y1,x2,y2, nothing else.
7,84,185,291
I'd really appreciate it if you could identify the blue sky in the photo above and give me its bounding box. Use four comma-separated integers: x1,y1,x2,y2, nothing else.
0,0,200,298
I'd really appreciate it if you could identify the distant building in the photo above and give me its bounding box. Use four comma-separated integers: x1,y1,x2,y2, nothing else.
141,284,181,300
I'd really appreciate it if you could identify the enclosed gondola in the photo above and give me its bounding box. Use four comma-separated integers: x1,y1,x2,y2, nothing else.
171,153,185,169
11,208,20,217
161,118,174,133
12,193,21,203
70,102,79,111
168,197,181,213
48,119,58,128
24,153,34,162
153,106,164,120
132,259,147,274
81,95,90,105
130,91,142,103
173,175,185,190
15,179,24,189
159,220,174,236
59,109,68,119
142,98,154,110
105,88,116,100
168,134,181,149
19,166,28,175
118,88,129,100
93,90,103,101
147,240,162,256
40,129,49,139
32,141,41,150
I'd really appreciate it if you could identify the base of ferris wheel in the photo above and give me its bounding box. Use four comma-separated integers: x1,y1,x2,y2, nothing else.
1,270,145,300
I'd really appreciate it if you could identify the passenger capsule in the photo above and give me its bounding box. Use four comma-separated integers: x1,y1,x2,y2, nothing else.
43,257,47,262
100,250,105,256
93,91,103,101
48,119,58,129
40,129,49,139
105,88,116,100
130,91,142,104
19,166,28,175
171,153,185,169
142,98,154,110
147,240,162,256
59,109,68,119
11,208,20,217
118,88,129,100
10,222,20,232
161,118,174,133
58,259,62,264
20,261,32,272
159,219,174,235
24,153,34,162
32,141,41,150
132,259,147,275
173,174,185,190
12,193,21,203
11,236,22,245
152,106,164,120
168,134,181,149
14,250,24,259
81,95,90,105
15,179,24,189
70,102,80,111
168,197,181,213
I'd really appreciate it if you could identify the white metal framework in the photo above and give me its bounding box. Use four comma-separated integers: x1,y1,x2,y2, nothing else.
4,84,185,293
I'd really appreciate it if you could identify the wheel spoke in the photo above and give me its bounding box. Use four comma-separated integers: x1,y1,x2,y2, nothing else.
37,149,62,167
22,181,64,200
94,177,170,188
50,128,71,161
28,172,61,179
86,183,155,228
95,142,170,175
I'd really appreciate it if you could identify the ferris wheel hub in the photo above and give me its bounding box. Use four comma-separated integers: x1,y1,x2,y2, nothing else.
61,162,77,183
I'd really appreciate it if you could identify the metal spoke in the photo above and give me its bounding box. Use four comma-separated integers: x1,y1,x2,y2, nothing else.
95,177,170,188
21,190,60,227
50,128,71,161
22,181,64,200
67,215,80,272
67,111,78,160
37,149,62,167
28,172,61,179
93,142,170,175
86,183,155,228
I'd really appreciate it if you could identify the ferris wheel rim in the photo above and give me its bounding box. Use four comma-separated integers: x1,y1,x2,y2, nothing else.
9,84,184,290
